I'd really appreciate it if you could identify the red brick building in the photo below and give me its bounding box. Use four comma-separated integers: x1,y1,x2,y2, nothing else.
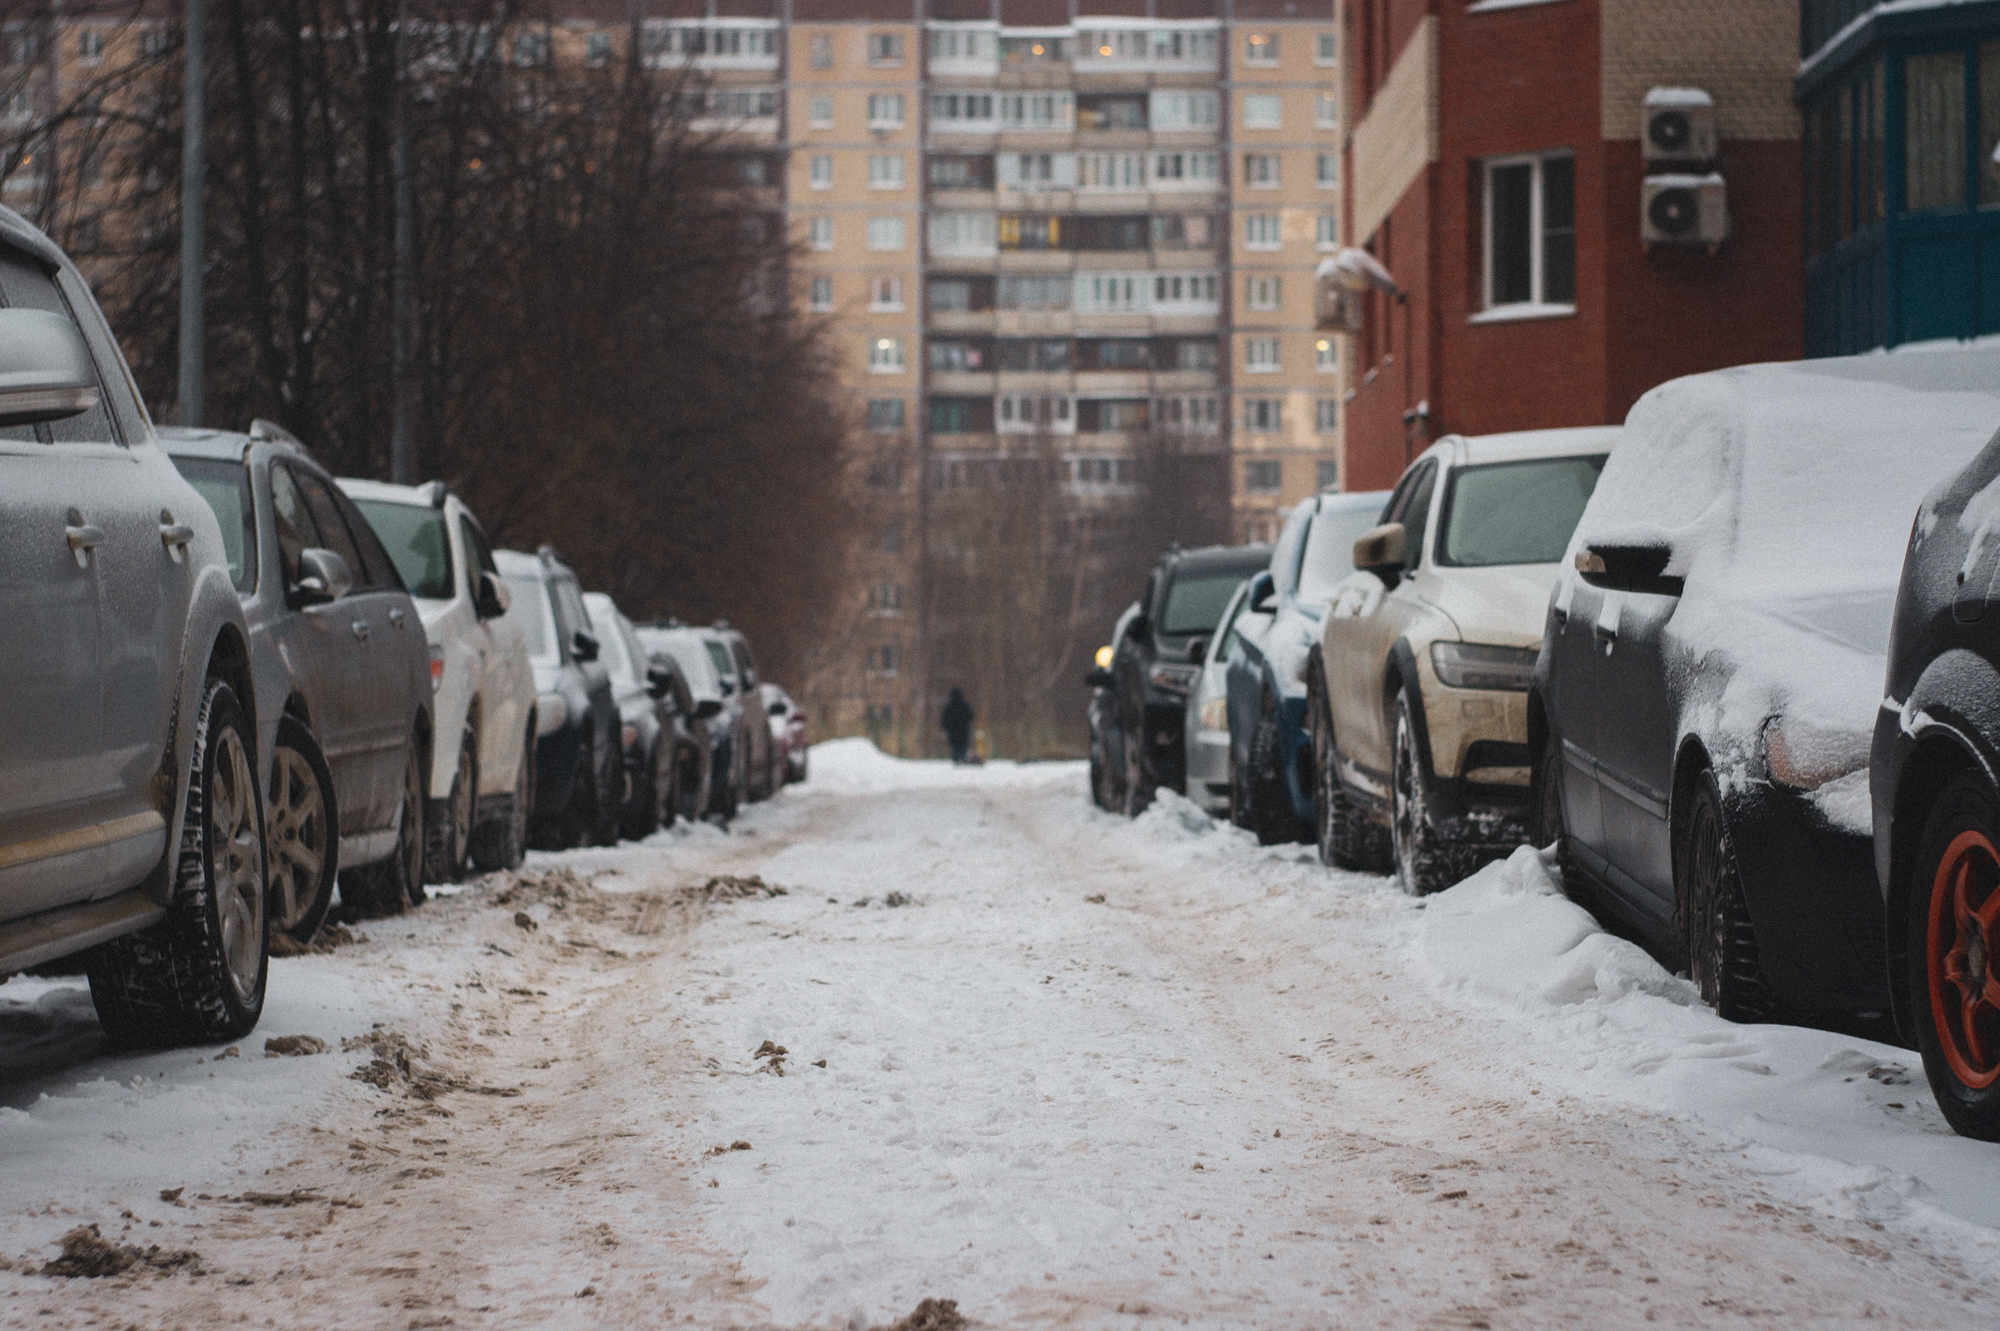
1339,0,1804,489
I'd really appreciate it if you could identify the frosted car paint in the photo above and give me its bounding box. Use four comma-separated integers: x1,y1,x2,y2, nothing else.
338,480,536,845
0,205,257,968
162,429,434,868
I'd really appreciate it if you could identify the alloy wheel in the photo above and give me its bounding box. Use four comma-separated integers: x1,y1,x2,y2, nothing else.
1929,829,2000,1090
266,744,328,932
209,724,265,1003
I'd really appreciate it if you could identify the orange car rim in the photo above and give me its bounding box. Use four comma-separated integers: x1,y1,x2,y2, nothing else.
1930,829,2000,1089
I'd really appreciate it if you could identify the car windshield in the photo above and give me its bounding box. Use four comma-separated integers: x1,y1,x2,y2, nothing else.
1297,506,1390,601
353,499,454,599
504,574,559,664
595,612,637,683
1161,574,1246,635
1436,455,1608,568
170,457,257,594
706,640,736,682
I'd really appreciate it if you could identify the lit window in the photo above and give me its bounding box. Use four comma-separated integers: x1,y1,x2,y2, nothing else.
1481,152,1576,311
867,399,905,432
868,154,905,189
809,154,833,189
808,216,833,250
1315,93,1339,129
1316,213,1339,249
1244,153,1280,188
1244,214,1281,249
1317,33,1338,65
808,94,833,128
1244,398,1283,432
866,216,906,250
868,32,904,65
869,276,904,310
1244,32,1279,65
808,276,833,310
1317,154,1338,188
1246,337,1281,371
1243,94,1281,129
868,93,905,127
808,32,833,68
1245,459,1283,492
1316,339,1337,372
868,337,905,372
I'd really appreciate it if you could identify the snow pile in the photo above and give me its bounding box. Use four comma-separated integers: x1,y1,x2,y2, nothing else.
805,737,1080,794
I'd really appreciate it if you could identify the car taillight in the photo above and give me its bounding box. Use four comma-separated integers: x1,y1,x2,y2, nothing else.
428,643,445,693
623,723,639,750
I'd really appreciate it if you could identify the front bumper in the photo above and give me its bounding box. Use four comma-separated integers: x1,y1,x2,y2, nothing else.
1185,727,1231,812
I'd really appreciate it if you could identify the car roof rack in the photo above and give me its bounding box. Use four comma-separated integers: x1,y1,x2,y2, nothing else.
421,479,450,509
248,418,306,452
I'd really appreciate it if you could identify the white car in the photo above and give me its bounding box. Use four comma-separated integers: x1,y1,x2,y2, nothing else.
1184,576,1269,816
341,479,536,876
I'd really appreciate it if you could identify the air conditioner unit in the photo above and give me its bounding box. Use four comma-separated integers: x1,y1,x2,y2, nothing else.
1315,284,1363,334
1641,173,1728,246
1642,88,1717,166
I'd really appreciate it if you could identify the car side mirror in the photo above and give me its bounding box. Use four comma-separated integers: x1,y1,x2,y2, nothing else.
1575,545,1684,597
292,547,353,607
571,629,600,662
645,665,674,699
474,570,511,620
1353,523,1408,581
1085,666,1114,689
1129,614,1152,641
768,700,787,716
695,698,724,720
1247,571,1276,614
718,678,735,696
1185,637,1208,664
0,308,100,427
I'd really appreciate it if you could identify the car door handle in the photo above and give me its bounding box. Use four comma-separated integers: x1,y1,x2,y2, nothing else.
1593,620,1617,644
159,522,195,550
388,607,406,629
1551,606,1568,630
351,620,370,641
65,523,104,551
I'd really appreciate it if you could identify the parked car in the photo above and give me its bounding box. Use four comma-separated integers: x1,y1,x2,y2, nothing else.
1183,570,1271,818
165,424,435,926
1228,494,1388,844
1102,545,1273,815
642,624,740,819
1873,416,2000,1139
495,548,619,849
0,208,270,1045
341,478,535,879
1086,625,1134,812
764,684,810,784
583,592,687,838
1318,428,1614,893
710,624,778,802
1537,347,2000,1026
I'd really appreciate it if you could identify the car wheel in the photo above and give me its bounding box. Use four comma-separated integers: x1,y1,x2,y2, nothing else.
1534,733,1593,908
708,742,739,821
654,739,680,831
425,730,476,884
1908,771,2000,1139
1120,725,1154,817
467,734,530,873
1317,706,1390,872
89,677,268,1047
622,742,663,841
266,716,338,944
1390,691,1458,894
1677,767,1773,1023
1247,712,1293,846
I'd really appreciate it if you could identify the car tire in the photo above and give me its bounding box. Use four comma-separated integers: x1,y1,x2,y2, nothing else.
1247,712,1294,846
623,742,664,841
266,715,339,944
1906,770,2000,1139
424,730,476,884
1390,690,1460,895
1533,732,1594,908
1677,767,1774,1023
467,736,530,874
89,677,268,1048
654,739,680,832
1120,725,1155,817
1313,687,1389,871
708,741,739,821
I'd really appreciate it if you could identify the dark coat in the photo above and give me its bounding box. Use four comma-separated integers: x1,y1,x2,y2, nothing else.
941,689,974,741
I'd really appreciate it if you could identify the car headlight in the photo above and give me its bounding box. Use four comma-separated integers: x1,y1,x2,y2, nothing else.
1147,662,1199,694
1764,716,1868,792
1199,696,1229,733
1428,642,1535,691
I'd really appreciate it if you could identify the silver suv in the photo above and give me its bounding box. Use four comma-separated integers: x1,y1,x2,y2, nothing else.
0,208,268,1045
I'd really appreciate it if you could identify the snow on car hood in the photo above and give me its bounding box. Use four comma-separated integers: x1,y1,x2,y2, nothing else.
1413,562,1564,648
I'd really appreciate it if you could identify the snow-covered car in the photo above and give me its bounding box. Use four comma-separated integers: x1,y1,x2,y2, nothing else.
1105,545,1271,814
166,425,435,927
342,479,535,879
496,548,620,849
583,592,685,838
763,684,810,785
641,624,741,819
0,210,270,1046
710,625,778,802
1319,428,1614,893
1536,346,2000,1025
1183,570,1268,817
1229,494,1387,844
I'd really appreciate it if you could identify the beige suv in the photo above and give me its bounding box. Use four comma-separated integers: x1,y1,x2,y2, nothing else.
1308,427,1617,894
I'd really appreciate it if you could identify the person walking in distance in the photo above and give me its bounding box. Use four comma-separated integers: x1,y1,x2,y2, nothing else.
941,687,975,765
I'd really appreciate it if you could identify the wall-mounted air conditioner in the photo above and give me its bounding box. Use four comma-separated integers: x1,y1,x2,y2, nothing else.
1641,173,1728,247
1643,88,1717,167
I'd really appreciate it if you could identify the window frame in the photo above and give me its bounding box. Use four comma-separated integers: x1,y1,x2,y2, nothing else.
807,93,833,128
1476,149,1577,321
808,153,833,189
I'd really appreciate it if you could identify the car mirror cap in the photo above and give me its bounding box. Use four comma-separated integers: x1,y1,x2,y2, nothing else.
0,309,99,428
1352,522,1407,576
475,570,512,620
293,547,354,606
571,629,600,662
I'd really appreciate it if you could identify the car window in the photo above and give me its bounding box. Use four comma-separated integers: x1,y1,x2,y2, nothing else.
355,499,452,598
504,574,558,664
331,488,404,591
458,516,498,584
1161,573,1246,634
1437,455,1608,568
596,611,637,683
288,467,370,586
731,640,756,684
1215,586,1248,657
1381,466,1423,525
268,463,322,586
552,577,589,647
0,249,117,446
1297,505,1386,600
1398,462,1439,570
170,457,258,594
1268,506,1311,596
705,640,736,682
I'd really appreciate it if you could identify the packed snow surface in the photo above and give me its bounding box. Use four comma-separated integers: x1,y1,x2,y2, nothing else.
0,741,1996,1327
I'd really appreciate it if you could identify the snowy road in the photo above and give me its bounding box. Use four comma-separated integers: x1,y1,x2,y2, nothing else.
2,740,2000,1328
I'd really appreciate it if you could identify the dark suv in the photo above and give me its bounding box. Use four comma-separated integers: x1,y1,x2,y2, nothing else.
1095,544,1272,814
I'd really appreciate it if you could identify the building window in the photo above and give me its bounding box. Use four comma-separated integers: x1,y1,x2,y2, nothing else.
1245,459,1283,492
1244,32,1279,65
1244,154,1280,188
867,398,905,432
868,32,904,66
1315,93,1340,130
1244,214,1281,249
1245,336,1281,371
1316,400,1339,433
868,154,904,189
868,93,906,128
1317,459,1340,488
931,93,996,126
998,394,1074,432
1317,154,1338,188
808,31,833,67
1906,50,1967,211
77,29,105,64
1316,213,1339,250
869,583,905,616
868,337,904,372
1246,276,1282,311
1150,272,1219,310
867,216,906,250
931,30,993,62
808,94,833,128
584,32,612,67
1243,93,1281,129
808,154,833,189
1317,32,1338,65
809,276,834,310
1076,273,1145,312
1153,151,1220,186
808,216,833,250
513,29,550,66
1078,152,1147,190
1315,337,1337,372
1244,398,1283,432
1000,93,1072,130
929,211,997,254
868,644,900,677
1482,152,1575,312
1149,91,1218,131
869,276,904,310
1154,394,1220,432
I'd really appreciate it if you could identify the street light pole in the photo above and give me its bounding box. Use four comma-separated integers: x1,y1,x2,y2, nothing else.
177,0,204,427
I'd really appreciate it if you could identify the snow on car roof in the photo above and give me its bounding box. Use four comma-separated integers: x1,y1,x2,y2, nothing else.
1446,425,1623,468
